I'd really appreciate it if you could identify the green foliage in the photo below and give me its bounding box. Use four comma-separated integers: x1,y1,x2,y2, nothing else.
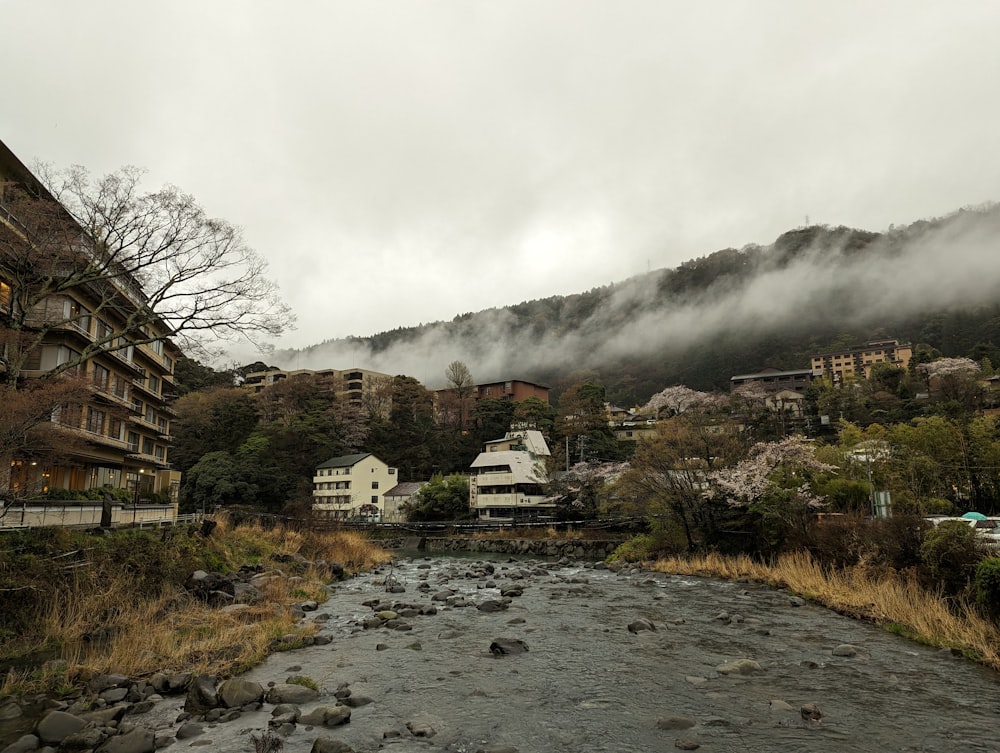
406,474,470,521
974,558,1000,618
919,521,984,595
285,675,319,690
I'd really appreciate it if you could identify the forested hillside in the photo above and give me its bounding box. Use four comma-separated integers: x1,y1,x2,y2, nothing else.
278,204,1000,405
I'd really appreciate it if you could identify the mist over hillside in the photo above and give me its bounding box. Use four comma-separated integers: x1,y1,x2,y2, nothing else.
273,205,1000,401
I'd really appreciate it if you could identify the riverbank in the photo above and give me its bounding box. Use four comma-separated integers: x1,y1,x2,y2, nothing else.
9,554,994,753
0,516,390,697
649,550,1000,671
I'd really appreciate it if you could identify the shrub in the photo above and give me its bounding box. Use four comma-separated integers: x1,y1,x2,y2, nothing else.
805,514,929,572
919,521,985,596
974,558,1000,618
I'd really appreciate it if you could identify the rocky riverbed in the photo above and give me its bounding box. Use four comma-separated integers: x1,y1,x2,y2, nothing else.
4,554,1000,753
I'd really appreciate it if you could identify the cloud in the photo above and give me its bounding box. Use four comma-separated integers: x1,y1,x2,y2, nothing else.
273,206,1000,388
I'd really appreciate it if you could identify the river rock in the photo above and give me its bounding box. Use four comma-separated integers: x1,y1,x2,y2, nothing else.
716,659,763,675
406,721,436,738
35,710,86,744
628,618,656,633
490,638,529,655
477,599,508,613
61,728,109,750
175,722,205,739
656,716,696,730
674,738,700,750
95,726,155,753
90,674,130,693
342,695,373,708
266,683,319,704
1,734,39,753
100,687,130,703
800,703,823,722
300,705,351,727
0,700,22,721
310,737,354,753
832,644,858,657
218,678,265,708
186,571,236,601
80,706,128,725
184,675,219,713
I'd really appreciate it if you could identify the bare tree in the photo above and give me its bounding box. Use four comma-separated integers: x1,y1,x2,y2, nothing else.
1,165,292,385
443,360,475,430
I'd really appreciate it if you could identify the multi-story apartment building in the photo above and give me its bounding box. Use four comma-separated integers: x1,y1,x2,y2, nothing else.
730,367,816,393
1,139,182,502
810,339,913,383
472,380,550,402
243,367,394,415
312,452,398,520
469,429,551,521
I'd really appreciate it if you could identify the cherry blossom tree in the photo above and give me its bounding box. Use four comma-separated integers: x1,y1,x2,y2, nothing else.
705,436,836,547
642,385,728,418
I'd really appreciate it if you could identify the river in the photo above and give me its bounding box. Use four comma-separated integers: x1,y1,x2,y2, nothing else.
24,554,1000,752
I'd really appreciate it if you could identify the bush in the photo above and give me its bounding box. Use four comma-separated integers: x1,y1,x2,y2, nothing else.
919,521,985,596
974,558,1000,618
805,514,929,572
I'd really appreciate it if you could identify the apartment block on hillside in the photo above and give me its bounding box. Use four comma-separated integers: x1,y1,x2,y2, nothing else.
243,367,395,416
811,339,912,383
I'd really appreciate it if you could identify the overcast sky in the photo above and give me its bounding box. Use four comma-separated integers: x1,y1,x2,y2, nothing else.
3,1,999,359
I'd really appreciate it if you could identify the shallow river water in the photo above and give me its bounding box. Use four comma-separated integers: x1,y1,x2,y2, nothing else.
88,555,1000,751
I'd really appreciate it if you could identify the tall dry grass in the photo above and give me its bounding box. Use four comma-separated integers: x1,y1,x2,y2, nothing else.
0,517,391,696
651,551,1000,670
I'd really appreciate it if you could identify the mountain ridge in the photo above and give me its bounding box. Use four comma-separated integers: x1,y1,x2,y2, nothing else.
274,204,1000,404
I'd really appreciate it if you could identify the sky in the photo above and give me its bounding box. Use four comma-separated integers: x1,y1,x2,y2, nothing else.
3,1,1000,368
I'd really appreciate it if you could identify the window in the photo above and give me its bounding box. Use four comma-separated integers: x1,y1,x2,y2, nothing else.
389,468,396,475
372,481,379,489
108,418,124,441
163,355,174,372
154,445,165,461
148,375,160,394
151,339,164,356
67,299,91,334
86,407,106,434
142,437,154,455
92,363,110,390
371,496,378,505
145,406,156,424
127,432,139,452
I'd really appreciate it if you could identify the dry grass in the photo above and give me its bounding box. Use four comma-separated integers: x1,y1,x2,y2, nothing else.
651,551,1000,670
0,517,391,696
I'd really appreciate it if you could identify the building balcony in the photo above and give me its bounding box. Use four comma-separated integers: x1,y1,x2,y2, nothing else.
474,471,514,486
472,493,553,508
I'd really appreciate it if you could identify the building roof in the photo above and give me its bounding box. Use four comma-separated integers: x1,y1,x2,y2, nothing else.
316,452,374,469
730,369,815,381
386,482,424,497
471,451,545,484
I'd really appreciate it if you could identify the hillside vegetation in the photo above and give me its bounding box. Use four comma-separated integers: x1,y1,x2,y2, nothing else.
280,204,1000,405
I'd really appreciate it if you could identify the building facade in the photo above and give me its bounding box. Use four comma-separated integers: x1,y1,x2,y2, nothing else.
312,452,398,520
730,368,816,393
810,339,913,383
469,429,551,521
243,367,394,416
1,139,182,503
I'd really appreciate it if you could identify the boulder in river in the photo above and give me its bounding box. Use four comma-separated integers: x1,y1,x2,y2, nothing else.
490,638,529,655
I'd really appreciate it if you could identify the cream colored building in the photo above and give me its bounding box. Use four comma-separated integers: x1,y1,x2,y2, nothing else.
243,367,394,416
811,339,912,383
469,429,551,521
312,452,398,520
